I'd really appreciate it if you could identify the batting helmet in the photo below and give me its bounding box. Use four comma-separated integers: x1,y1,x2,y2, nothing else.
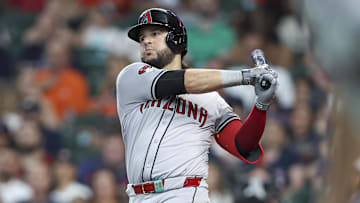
128,8,187,56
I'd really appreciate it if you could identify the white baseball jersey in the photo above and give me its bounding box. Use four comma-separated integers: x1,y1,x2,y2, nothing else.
116,62,240,185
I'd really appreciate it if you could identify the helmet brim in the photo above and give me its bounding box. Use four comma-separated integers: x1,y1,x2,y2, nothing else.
128,23,170,42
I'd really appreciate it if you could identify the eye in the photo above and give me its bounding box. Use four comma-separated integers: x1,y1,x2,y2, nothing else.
152,31,161,37
139,35,145,42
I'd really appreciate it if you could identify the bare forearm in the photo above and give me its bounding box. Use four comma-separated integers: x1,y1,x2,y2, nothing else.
155,67,261,98
184,69,224,93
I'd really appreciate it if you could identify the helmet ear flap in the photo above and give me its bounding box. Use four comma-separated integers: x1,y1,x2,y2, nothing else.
166,31,187,55
166,31,174,43
166,31,180,54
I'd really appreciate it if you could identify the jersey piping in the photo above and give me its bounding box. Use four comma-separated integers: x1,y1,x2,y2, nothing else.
191,187,198,203
150,96,178,180
215,115,240,133
151,70,167,100
141,109,166,182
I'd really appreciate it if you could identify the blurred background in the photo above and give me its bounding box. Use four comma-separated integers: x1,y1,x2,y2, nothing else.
0,0,359,202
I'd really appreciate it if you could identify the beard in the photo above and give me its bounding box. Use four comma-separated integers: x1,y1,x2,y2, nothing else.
141,47,175,69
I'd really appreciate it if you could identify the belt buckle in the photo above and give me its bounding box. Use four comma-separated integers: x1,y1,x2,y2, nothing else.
141,181,152,194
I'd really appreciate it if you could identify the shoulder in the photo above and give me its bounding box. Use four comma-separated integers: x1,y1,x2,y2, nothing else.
120,62,154,75
117,62,150,79
116,62,162,85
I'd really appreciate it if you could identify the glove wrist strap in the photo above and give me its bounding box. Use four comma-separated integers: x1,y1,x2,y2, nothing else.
255,101,270,111
241,69,252,85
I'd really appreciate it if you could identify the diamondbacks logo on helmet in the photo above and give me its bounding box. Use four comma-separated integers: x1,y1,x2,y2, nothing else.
139,11,152,24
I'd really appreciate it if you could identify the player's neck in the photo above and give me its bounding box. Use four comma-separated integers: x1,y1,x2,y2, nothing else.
163,55,182,70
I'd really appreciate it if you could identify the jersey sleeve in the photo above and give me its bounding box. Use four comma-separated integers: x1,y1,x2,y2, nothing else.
215,120,264,164
116,62,167,112
214,94,241,133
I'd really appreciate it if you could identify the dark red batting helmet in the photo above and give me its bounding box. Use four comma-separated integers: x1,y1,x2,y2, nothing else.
128,8,187,56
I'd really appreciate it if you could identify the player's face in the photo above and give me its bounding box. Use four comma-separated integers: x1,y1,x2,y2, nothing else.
139,25,175,69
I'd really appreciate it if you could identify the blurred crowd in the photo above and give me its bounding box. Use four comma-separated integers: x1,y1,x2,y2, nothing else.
0,0,352,202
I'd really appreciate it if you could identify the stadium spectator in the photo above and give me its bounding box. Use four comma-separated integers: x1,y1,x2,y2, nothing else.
34,39,91,121
92,55,130,117
23,159,53,203
280,164,316,203
50,159,92,203
90,169,127,203
0,148,33,203
208,161,234,203
289,103,320,163
185,0,237,67
78,134,127,186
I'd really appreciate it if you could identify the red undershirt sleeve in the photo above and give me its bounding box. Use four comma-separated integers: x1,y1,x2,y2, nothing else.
214,106,266,164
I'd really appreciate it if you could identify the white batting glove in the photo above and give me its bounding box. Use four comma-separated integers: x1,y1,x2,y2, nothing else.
241,65,271,85
254,72,278,111
221,65,275,87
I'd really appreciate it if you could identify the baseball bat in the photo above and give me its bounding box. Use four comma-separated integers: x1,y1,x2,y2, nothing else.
251,49,271,90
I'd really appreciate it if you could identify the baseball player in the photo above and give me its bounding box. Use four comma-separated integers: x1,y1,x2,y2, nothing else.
116,8,278,203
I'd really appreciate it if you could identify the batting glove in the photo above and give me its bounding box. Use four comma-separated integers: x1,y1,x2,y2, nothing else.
254,72,278,111
241,65,272,85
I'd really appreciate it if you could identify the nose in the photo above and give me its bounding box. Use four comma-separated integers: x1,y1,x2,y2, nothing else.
142,35,152,45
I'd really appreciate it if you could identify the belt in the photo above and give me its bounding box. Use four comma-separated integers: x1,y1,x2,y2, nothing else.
132,177,203,195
